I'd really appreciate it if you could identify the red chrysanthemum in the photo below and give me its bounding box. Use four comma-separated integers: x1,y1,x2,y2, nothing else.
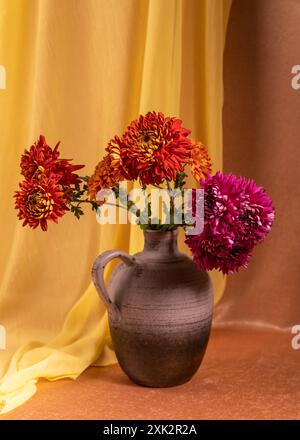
185,172,275,274
20,135,56,180
118,112,193,185
20,135,84,186
14,175,68,231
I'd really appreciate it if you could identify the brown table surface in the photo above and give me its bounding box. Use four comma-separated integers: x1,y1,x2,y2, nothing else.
1,328,299,420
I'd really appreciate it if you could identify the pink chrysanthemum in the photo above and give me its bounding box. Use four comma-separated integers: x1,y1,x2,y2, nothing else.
185,172,275,274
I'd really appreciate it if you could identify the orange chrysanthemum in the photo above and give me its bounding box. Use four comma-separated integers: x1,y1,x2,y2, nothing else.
15,135,85,230
88,137,124,201
14,175,68,231
119,112,193,185
190,142,212,182
89,112,194,194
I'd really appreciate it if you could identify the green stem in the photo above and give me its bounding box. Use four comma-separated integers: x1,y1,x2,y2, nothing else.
166,180,175,221
70,198,129,212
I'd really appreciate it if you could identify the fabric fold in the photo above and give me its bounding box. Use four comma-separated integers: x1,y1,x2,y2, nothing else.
0,0,231,415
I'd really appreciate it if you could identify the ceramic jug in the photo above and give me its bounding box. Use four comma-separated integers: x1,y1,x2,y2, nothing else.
92,229,213,387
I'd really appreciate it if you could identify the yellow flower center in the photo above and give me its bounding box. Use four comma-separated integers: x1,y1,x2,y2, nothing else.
27,189,54,219
137,131,160,162
33,164,46,180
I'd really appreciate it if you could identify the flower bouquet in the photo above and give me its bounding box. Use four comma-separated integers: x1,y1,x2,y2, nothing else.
14,112,275,387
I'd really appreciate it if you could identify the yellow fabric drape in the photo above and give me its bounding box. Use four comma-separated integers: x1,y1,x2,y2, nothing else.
0,0,231,415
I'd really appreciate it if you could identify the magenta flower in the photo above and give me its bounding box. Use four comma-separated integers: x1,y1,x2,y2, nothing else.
185,172,275,274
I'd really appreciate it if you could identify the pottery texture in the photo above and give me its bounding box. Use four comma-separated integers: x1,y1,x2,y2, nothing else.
92,230,213,387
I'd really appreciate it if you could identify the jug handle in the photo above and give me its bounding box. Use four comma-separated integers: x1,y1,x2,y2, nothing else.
92,250,135,323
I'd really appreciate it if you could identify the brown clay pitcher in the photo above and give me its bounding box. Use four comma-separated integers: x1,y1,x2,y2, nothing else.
92,229,213,387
